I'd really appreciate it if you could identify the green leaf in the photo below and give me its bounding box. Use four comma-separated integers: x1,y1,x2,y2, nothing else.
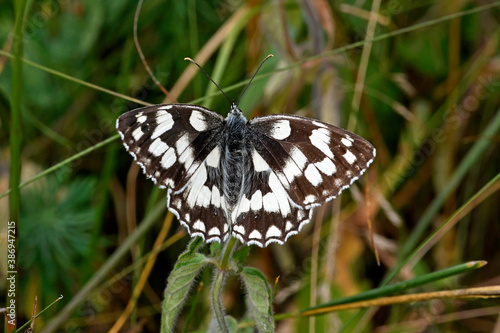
209,240,222,258
232,245,251,266
226,315,238,332
240,267,274,333
162,244,208,332
178,236,204,262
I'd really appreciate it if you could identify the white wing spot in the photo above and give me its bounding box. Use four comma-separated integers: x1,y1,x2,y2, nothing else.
268,173,291,215
289,147,308,170
189,110,208,131
152,111,174,139
175,134,190,154
315,157,336,176
186,165,208,207
193,220,206,232
263,192,280,213
132,127,143,141
249,230,262,239
341,137,353,147
250,190,263,211
235,197,251,220
276,172,290,189
310,128,333,158
282,157,302,182
270,120,291,140
178,146,195,168
149,138,169,156
305,163,323,186
161,147,176,169
211,185,221,207
206,146,220,168
285,221,293,231
233,225,245,235
196,186,212,207
266,225,282,238
209,227,221,236
303,195,316,204
136,115,147,124
343,150,357,164
252,149,270,172
158,105,173,110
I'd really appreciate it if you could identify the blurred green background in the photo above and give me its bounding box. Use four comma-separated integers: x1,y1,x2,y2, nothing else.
1,0,500,332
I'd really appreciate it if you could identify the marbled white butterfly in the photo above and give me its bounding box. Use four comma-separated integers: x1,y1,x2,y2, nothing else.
117,58,376,247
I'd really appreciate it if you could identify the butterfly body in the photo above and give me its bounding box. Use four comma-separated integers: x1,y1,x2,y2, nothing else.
220,104,250,208
117,102,375,247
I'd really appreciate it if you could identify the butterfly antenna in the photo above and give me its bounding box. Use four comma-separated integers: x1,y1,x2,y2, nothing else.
134,0,174,101
236,54,274,107
184,57,232,105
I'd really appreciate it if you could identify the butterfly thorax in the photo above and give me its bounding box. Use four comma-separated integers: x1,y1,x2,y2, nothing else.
221,105,250,210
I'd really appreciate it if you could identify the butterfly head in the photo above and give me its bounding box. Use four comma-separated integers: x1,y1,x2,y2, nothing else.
228,102,242,115
226,102,247,126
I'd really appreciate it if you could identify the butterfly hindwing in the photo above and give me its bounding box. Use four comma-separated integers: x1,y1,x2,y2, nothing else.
168,146,230,243
230,150,313,246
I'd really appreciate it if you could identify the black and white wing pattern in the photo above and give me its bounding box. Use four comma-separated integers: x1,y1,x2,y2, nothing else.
117,103,376,247
230,114,375,246
117,104,231,243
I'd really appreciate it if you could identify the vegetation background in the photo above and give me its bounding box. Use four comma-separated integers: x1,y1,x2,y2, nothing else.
1,0,500,332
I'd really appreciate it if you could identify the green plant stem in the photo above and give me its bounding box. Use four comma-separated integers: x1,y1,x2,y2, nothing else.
9,0,27,223
221,236,237,269
8,1,27,331
15,295,63,332
212,237,238,333
212,270,229,333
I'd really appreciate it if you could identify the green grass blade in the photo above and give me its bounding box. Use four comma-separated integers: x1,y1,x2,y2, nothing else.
41,201,166,333
0,134,120,199
303,261,486,312
393,109,500,281
8,0,28,330
0,50,150,106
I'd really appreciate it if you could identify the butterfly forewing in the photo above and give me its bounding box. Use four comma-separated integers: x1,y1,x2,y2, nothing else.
249,115,376,207
117,104,224,190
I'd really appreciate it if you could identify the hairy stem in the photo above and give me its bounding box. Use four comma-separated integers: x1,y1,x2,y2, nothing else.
212,237,238,332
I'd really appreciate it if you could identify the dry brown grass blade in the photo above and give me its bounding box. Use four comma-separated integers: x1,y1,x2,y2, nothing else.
167,4,251,102
133,0,173,101
348,0,381,132
109,212,174,333
300,286,500,317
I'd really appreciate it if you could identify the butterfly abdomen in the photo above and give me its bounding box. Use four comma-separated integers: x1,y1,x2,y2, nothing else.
221,108,249,208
